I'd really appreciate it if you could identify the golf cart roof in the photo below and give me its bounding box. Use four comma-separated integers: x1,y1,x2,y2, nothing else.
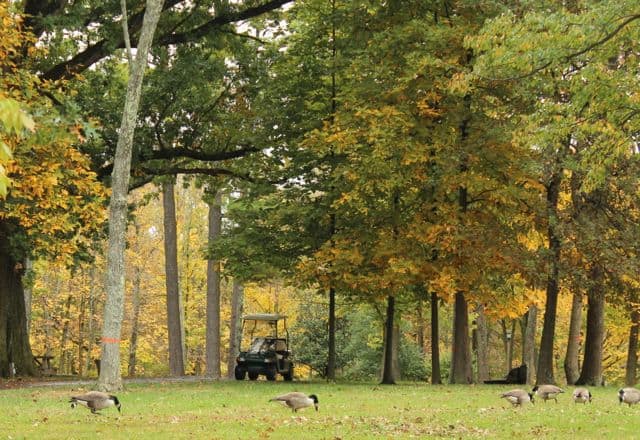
242,313,286,322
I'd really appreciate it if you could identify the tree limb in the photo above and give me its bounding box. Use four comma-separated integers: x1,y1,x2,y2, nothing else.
41,0,293,82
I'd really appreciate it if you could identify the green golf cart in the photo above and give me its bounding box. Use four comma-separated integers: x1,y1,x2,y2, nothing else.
234,313,294,381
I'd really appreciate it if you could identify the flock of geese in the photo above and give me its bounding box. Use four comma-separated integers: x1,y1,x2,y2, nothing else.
67,385,640,415
68,390,319,415
501,384,640,407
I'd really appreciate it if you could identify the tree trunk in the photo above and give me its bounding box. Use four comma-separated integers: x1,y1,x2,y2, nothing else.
475,303,489,383
163,181,185,376
564,292,583,385
24,258,32,335
84,267,96,375
576,266,605,386
380,295,396,384
327,286,336,380
536,171,562,385
127,263,142,377
523,305,538,385
392,321,401,381
58,294,73,375
98,0,163,391
450,292,473,384
226,280,244,378
205,191,222,378
430,292,442,384
500,319,516,374
626,301,640,386
0,225,36,377
416,298,425,353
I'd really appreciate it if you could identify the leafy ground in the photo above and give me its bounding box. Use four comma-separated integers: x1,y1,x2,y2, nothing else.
0,380,637,439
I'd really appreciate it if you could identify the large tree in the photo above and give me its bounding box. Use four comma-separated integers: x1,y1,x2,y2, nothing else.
0,4,106,377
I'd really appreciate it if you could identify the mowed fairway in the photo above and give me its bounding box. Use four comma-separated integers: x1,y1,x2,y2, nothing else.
0,381,638,439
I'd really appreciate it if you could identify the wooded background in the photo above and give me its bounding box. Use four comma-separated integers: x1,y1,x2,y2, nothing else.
1,0,640,389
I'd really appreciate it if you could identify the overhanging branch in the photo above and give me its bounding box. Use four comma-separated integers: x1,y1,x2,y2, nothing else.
41,0,293,82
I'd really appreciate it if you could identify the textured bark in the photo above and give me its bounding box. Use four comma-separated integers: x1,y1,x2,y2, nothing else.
0,225,35,377
564,292,583,385
626,303,640,386
226,280,244,378
523,305,538,385
475,304,489,383
127,263,142,377
327,286,336,380
58,295,73,374
23,258,32,335
450,292,473,384
84,268,97,375
430,292,442,384
380,295,396,384
163,181,185,376
576,267,605,386
205,191,222,378
501,319,516,374
536,171,562,385
416,299,425,353
99,0,163,392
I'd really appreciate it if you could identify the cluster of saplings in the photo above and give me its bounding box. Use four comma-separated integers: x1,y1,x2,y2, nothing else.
501,385,640,407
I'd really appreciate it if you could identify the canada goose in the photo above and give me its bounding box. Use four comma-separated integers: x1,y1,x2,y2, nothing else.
269,392,319,412
572,388,592,404
532,384,564,403
69,391,121,414
619,387,640,406
500,389,534,407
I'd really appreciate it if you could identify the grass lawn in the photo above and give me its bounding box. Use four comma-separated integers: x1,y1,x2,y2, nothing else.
0,380,637,439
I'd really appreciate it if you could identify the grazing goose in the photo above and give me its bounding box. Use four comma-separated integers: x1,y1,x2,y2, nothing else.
500,389,534,407
70,391,121,414
269,392,319,412
572,388,592,404
532,384,564,403
619,387,640,407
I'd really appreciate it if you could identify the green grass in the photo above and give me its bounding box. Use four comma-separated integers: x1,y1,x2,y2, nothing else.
0,380,637,439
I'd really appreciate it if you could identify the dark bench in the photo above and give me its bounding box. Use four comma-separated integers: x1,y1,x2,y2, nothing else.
484,364,527,384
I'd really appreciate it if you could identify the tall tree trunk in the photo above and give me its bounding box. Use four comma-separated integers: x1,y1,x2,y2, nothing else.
327,286,336,380
226,280,244,378
381,295,396,384
576,266,605,386
0,224,35,377
564,292,583,384
392,321,401,381
430,292,442,384
128,263,142,377
475,303,489,383
58,294,73,374
99,0,163,391
416,298,425,353
24,258,32,335
163,181,185,376
626,300,640,386
523,305,538,385
536,171,562,385
500,319,516,374
84,267,96,375
205,191,222,378
450,292,473,383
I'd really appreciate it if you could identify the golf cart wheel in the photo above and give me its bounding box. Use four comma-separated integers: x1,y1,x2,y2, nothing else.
283,365,294,381
265,366,277,381
248,371,259,380
234,366,246,380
